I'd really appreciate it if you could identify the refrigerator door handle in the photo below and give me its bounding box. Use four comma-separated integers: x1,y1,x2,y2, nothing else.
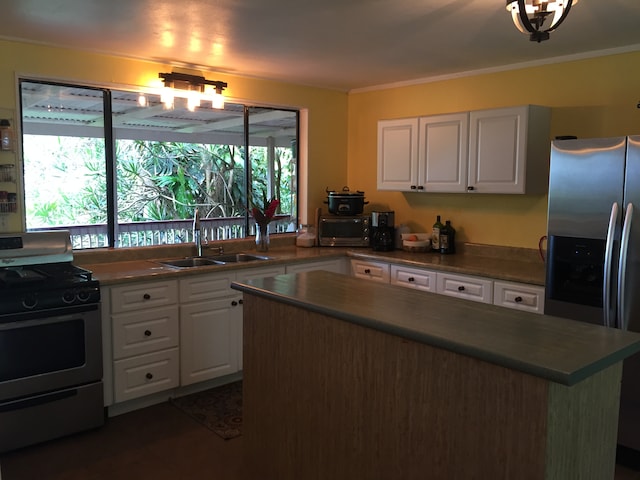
603,202,619,327
617,203,633,330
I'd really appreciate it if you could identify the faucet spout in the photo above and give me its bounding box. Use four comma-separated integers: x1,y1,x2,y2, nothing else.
193,208,202,257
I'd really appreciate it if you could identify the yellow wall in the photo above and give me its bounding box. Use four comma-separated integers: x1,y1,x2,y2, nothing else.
347,51,640,248
0,39,349,232
2,38,640,249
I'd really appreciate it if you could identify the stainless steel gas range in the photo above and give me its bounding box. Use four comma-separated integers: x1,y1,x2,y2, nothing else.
0,231,104,453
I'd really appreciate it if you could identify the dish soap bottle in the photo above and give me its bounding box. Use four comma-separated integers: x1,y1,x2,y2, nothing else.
432,215,444,251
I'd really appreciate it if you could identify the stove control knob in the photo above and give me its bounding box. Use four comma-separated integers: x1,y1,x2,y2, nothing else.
77,290,91,302
22,294,38,309
63,290,76,304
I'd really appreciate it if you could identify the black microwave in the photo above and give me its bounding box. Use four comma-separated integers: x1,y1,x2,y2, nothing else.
318,214,370,247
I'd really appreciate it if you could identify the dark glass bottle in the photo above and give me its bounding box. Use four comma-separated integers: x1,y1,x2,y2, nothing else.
440,220,456,254
432,215,444,251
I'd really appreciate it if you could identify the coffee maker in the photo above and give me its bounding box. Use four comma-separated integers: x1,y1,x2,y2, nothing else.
371,211,395,251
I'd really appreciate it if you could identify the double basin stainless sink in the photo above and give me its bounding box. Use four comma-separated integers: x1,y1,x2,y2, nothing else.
157,253,272,269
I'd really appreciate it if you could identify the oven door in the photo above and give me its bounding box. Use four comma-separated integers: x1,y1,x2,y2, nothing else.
0,304,102,403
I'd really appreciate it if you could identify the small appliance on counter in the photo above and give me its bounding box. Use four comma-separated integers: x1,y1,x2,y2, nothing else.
318,213,370,247
371,211,395,251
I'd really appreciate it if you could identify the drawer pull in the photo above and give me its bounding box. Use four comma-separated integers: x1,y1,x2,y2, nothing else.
457,285,465,292
145,373,153,380
231,300,238,306
408,277,415,282
143,293,151,300
515,296,523,303
364,268,371,274
239,299,244,305
144,329,152,337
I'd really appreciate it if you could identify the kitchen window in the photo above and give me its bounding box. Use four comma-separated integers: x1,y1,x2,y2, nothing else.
19,80,298,249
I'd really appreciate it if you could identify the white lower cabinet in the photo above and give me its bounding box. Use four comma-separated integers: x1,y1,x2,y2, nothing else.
113,348,180,403
493,280,545,314
350,259,390,283
111,279,180,403
390,264,436,292
180,297,241,386
436,271,493,304
285,258,347,275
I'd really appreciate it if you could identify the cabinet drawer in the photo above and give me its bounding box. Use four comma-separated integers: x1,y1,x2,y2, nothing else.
436,272,493,304
113,347,179,403
235,265,286,283
179,271,236,303
111,280,178,313
285,259,346,275
112,305,179,360
493,281,545,314
350,260,390,283
390,265,436,292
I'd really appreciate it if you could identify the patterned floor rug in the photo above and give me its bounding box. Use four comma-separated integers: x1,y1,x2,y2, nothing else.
170,381,243,440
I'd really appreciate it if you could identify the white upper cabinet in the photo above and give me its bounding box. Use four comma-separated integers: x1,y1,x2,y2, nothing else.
468,105,550,194
418,112,469,193
377,105,550,194
377,118,419,191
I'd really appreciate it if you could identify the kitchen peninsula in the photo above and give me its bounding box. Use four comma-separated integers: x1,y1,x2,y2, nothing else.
232,270,640,480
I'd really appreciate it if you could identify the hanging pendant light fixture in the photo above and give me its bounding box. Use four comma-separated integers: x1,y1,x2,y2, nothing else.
158,72,228,110
506,0,579,42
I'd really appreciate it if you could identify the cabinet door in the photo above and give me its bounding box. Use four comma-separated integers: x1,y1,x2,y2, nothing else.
350,259,390,283
113,347,180,403
377,118,419,191
436,272,493,304
179,271,236,303
112,305,179,360
390,265,437,292
418,113,469,193
180,298,242,386
468,106,528,194
493,281,545,314
111,280,178,314
285,258,347,275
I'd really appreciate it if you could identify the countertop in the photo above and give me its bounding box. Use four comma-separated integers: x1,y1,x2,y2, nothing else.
78,242,546,286
231,270,640,386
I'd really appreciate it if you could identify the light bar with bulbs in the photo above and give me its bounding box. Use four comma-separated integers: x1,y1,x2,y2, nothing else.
158,72,228,110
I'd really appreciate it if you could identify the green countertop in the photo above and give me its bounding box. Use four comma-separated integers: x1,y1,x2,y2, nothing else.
231,270,640,386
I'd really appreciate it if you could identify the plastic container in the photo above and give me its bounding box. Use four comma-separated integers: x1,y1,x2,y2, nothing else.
296,224,316,247
0,119,13,152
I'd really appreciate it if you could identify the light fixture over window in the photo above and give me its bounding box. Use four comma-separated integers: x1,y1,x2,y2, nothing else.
506,0,579,42
158,72,228,110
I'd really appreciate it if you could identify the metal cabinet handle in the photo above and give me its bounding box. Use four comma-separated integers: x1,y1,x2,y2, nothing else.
410,185,417,190
239,299,244,305
364,269,371,274
408,277,415,282
145,373,153,380
144,329,152,337
417,186,424,190
231,300,238,306
467,186,475,191
143,293,151,300
457,285,465,291
514,296,523,303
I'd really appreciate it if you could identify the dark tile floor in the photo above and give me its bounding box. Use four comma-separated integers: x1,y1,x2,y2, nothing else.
0,402,251,480
1,401,640,479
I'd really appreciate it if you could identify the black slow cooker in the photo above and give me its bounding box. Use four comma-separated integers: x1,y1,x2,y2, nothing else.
324,187,368,215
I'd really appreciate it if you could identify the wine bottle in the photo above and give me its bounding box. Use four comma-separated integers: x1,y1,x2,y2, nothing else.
432,215,444,251
440,220,456,254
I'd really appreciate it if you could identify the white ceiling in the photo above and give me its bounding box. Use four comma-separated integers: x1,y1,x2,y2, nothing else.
2,0,640,91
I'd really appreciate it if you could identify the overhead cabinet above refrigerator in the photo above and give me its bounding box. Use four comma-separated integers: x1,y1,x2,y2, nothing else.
376,105,551,194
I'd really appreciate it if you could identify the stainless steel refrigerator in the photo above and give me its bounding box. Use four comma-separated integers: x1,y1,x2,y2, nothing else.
545,135,640,453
